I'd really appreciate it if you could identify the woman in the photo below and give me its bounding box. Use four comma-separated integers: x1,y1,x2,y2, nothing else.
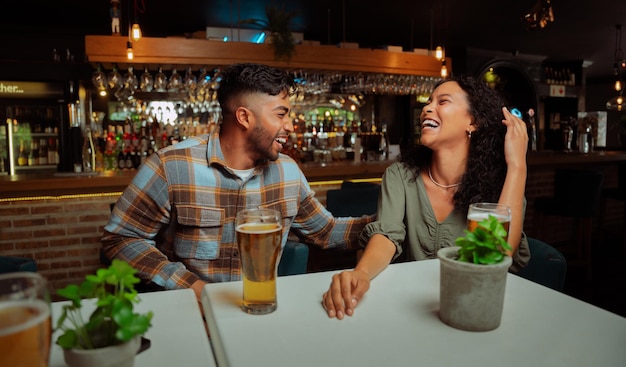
322,75,530,320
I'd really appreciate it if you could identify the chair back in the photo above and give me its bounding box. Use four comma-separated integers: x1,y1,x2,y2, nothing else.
515,237,567,291
0,256,37,274
326,181,380,217
277,240,309,276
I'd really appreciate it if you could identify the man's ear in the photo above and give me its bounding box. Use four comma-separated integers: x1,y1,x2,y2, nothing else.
235,107,251,129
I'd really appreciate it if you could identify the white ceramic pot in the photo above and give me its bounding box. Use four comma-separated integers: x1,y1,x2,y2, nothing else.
63,335,141,367
437,246,512,332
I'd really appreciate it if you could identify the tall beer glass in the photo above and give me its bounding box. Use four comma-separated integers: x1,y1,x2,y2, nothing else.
0,272,51,367
467,203,511,243
236,208,283,315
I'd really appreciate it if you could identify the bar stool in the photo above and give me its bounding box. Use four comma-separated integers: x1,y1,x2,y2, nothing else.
534,169,604,281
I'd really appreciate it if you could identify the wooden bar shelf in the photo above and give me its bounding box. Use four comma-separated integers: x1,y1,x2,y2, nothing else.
85,35,449,77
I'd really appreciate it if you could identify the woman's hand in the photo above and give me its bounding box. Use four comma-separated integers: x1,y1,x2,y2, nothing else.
502,107,529,170
321,269,370,320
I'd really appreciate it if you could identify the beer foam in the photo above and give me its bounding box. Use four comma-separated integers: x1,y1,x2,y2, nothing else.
0,299,50,336
236,223,282,234
467,212,510,222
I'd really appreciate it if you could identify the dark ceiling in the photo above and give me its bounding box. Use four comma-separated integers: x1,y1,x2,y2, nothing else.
4,0,626,80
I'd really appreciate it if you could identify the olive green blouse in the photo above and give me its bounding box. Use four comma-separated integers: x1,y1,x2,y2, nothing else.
359,162,530,272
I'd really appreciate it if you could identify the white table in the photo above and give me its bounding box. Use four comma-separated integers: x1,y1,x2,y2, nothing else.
202,259,626,367
50,288,216,367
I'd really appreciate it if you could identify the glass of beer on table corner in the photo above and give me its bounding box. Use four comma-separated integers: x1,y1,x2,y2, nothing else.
0,271,51,367
467,203,511,243
236,208,283,315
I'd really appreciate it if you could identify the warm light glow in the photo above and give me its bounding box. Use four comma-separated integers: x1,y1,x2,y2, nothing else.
615,79,623,91
435,46,444,61
440,63,448,78
98,88,107,97
606,94,625,111
127,41,134,60
131,23,142,42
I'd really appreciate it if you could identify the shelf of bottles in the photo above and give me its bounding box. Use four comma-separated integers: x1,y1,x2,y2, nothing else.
82,99,219,174
90,65,437,168
3,106,60,175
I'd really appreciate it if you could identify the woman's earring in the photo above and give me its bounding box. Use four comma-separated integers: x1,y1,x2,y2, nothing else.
467,130,472,139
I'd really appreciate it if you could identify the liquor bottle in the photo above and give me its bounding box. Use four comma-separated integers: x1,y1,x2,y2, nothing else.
94,144,104,172
47,138,57,165
28,140,39,166
18,140,28,166
38,139,48,165
117,148,126,170
124,149,133,170
82,128,95,173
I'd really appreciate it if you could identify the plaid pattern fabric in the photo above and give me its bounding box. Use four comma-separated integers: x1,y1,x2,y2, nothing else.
103,126,372,289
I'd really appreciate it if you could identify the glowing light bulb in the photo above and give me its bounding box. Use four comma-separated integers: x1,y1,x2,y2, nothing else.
435,46,444,61
131,23,142,42
126,41,134,60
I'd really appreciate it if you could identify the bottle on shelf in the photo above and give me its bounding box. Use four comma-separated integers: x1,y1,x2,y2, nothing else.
38,138,48,165
18,140,28,166
82,128,95,173
28,140,39,166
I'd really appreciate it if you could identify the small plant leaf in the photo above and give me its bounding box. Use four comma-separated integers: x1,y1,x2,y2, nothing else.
454,213,511,264
54,259,153,350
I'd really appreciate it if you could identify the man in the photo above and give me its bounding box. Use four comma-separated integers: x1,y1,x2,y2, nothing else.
102,63,372,302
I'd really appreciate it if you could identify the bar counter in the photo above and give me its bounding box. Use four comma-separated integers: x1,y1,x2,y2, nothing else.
0,160,395,199
2,150,625,200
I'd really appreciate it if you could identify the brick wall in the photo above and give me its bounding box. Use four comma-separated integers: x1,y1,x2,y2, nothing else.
0,195,119,300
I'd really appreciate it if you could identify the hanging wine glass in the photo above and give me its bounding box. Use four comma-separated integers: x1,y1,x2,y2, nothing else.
154,67,168,92
167,68,183,92
91,64,107,93
140,66,154,92
107,65,123,90
123,66,138,91
184,67,197,93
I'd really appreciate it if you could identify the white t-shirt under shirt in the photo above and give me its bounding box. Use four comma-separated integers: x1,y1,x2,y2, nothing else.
230,167,255,181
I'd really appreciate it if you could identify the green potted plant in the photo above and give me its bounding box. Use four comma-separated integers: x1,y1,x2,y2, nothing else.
437,215,512,331
239,5,298,61
55,259,153,367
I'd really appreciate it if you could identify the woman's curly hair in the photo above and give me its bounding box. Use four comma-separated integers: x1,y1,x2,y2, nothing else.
401,74,508,212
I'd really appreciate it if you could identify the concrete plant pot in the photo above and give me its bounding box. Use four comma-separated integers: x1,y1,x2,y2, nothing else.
437,246,512,332
63,335,141,367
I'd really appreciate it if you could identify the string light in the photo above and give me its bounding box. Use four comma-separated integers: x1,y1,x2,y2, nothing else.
435,46,444,61
127,41,134,60
131,23,142,42
440,61,448,79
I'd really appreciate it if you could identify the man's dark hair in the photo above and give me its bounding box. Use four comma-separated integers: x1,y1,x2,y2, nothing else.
217,63,296,116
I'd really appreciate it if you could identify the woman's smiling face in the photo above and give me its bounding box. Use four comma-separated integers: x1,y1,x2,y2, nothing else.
419,81,474,149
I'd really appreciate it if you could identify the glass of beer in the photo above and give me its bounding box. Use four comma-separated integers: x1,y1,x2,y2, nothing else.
236,208,283,315
0,272,51,367
467,203,511,243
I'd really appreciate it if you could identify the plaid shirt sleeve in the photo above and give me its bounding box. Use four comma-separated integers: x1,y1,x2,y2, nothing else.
102,149,201,290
